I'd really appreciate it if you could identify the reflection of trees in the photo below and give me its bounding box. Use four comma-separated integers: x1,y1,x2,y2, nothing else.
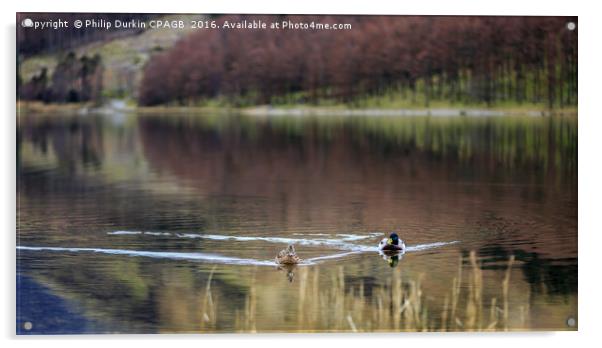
472,211,576,297
18,117,107,241
472,244,577,296
18,114,576,238
138,114,577,187
17,116,213,238
19,117,104,172
137,115,576,233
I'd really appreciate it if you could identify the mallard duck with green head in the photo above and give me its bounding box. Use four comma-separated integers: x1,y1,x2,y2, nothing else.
378,232,406,252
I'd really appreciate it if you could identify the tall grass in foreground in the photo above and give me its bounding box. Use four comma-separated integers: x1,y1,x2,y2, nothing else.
230,251,520,332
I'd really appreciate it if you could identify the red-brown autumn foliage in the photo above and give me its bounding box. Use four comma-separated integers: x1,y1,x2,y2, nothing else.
138,15,577,107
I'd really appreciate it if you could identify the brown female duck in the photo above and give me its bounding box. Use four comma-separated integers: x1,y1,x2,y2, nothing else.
275,244,302,265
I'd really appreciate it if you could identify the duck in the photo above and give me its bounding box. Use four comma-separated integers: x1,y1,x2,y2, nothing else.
275,244,302,265
378,232,406,253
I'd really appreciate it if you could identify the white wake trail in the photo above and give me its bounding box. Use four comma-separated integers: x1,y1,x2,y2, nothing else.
17,240,458,266
108,230,376,250
17,246,276,266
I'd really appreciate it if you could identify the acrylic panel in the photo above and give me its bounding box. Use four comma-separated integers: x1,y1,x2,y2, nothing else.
16,13,577,334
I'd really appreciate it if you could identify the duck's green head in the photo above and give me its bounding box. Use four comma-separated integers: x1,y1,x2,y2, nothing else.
387,233,400,246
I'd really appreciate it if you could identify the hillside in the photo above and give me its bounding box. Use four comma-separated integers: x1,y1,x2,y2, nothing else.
18,15,201,101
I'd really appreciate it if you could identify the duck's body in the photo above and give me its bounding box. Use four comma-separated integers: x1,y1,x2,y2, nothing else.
275,244,302,265
378,233,406,253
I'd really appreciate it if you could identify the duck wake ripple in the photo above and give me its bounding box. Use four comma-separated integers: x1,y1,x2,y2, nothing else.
17,237,458,266
17,246,277,266
107,230,380,250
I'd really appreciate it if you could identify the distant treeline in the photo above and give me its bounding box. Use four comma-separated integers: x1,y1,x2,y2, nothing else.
19,52,104,104
17,13,156,57
139,15,577,108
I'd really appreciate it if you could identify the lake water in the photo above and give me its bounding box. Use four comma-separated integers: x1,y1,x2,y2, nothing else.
16,111,577,333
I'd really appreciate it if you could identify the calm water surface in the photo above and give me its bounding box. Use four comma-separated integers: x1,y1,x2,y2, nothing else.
16,111,577,333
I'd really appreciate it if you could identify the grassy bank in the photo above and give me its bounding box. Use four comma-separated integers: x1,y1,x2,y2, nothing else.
135,86,578,115
17,101,90,115
18,99,578,117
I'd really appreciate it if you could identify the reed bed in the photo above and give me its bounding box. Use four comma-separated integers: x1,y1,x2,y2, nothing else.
228,251,522,332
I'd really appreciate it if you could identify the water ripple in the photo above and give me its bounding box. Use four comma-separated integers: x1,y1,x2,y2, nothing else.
107,230,380,250
17,240,458,266
17,246,276,266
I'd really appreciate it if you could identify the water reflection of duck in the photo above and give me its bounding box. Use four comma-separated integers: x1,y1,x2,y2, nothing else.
379,251,403,267
378,233,406,252
275,244,302,265
277,264,297,282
